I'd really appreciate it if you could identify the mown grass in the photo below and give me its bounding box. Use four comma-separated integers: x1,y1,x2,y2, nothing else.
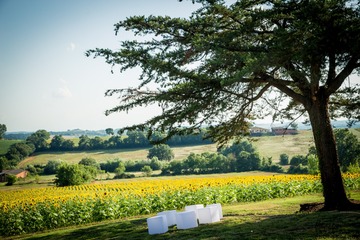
18,144,218,167
6,191,360,240
251,130,314,162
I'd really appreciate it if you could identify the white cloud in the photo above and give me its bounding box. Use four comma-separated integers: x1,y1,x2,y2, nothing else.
53,86,72,98
67,42,76,51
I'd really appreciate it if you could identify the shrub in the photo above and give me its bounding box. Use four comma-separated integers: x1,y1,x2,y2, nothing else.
149,157,162,170
279,153,289,165
54,164,96,186
6,174,17,186
43,159,63,175
100,159,121,173
220,141,261,172
290,155,307,166
113,172,135,179
307,154,319,175
114,162,126,177
141,165,153,177
287,164,309,174
147,144,174,161
79,157,100,170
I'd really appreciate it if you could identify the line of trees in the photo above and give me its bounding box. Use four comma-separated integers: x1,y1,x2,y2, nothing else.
19,129,360,187
0,129,211,170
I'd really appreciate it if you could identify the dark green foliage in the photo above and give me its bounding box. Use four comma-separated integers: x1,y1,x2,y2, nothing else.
78,135,92,150
149,157,162,170
307,154,320,175
0,124,6,140
334,129,360,171
290,155,308,166
288,164,309,174
260,157,284,173
5,174,17,186
279,153,289,165
123,160,151,172
147,144,174,161
26,130,50,151
141,165,152,177
54,164,96,187
50,135,74,151
47,130,212,151
113,172,135,179
0,156,8,172
79,157,100,170
100,159,122,172
261,164,285,173
310,129,360,172
114,161,126,177
43,160,64,175
220,141,261,172
5,142,35,166
105,128,114,136
25,164,39,175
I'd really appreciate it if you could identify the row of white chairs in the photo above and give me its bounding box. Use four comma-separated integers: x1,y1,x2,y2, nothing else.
147,203,223,235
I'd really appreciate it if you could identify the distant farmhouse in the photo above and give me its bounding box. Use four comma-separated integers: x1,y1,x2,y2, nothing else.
249,127,270,136
0,169,28,182
271,127,298,135
250,126,298,136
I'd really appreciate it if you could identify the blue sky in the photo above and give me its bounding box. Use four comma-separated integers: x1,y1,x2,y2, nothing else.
1,0,359,132
0,0,201,132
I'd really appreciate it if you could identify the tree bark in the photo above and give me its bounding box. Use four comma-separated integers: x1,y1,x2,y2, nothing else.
307,89,352,210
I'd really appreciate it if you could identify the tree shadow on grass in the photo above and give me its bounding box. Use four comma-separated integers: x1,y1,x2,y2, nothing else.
21,211,360,240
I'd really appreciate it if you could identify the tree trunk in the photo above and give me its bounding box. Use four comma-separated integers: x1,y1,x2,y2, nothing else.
307,90,352,210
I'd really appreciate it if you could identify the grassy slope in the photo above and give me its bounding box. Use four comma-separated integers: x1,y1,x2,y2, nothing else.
251,130,315,161
17,144,218,167
6,191,360,240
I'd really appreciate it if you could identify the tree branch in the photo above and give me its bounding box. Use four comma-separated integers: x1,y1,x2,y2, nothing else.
326,55,360,95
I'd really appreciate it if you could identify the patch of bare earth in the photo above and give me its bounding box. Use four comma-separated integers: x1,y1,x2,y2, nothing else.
299,200,360,212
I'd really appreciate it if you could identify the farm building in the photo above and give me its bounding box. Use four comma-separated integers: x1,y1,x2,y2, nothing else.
0,169,28,182
271,127,298,135
249,127,270,136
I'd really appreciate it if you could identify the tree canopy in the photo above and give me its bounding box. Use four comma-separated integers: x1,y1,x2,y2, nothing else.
0,124,6,139
87,0,360,210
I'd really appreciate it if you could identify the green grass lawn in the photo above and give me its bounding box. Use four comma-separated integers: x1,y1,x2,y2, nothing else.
6,191,360,240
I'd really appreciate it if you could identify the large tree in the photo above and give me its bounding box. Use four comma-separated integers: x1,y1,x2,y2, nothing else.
87,0,360,210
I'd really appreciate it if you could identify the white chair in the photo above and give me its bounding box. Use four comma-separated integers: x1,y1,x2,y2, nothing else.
147,215,168,235
198,206,221,224
157,210,177,226
185,204,204,219
207,203,223,219
176,210,198,229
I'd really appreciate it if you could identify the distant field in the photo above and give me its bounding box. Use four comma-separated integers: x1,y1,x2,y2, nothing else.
13,129,360,167
251,130,315,161
18,144,218,167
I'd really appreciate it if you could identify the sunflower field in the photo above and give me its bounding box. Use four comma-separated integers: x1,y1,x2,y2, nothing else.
1,173,359,236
